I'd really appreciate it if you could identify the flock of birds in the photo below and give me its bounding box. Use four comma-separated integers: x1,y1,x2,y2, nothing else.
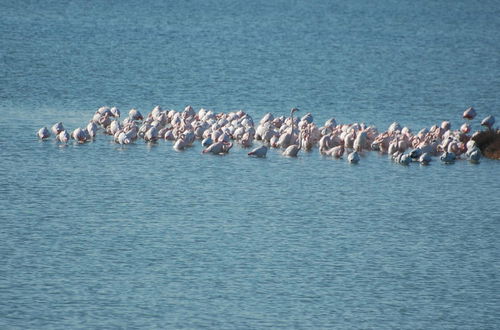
37,105,497,165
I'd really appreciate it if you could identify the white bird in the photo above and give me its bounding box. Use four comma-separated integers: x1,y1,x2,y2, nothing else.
144,127,158,142
248,145,268,158
164,130,175,141
259,113,274,125
398,153,411,165
481,115,495,129
347,151,360,163
203,141,233,155
409,148,422,159
129,108,144,121
440,151,456,163
328,145,345,158
117,132,131,145
463,107,476,120
51,122,64,136
353,131,367,152
468,149,481,163
240,132,253,147
460,123,471,134
324,118,337,129
56,130,70,143
419,152,432,165
282,144,300,157
107,120,122,135
202,137,213,147
388,122,402,134
37,127,50,139
441,121,451,131
87,122,97,138
71,128,87,143
97,106,111,116
173,136,188,150
301,112,313,124
466,139,477,151
110,107,121,117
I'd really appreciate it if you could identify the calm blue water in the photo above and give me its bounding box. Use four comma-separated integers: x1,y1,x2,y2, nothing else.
1,0,500,328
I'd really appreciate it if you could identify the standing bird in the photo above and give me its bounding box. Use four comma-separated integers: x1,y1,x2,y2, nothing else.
419,152,432,165
248,145,268,158
71,127,87,143
460,123,471,134
129,108,144,121
56,130,70,143
329,145,345,158
481,115,495,130
202,137,213,147
117,132,131,145
468,149,481,163
397,153,412,165
463,107,477,120
51,122,64,136
110,107,121,117
440,151,456,164
409,148,422,160
203,141,233,155
277,108,300,148
282,144,300,157
144,127,159,142
37,127,50,139
347,151,360,163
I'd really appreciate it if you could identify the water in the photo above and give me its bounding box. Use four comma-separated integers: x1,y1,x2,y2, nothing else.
1,0,500,328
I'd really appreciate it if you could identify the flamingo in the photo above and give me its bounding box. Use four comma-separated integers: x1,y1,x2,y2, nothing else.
388,122,402,134
144,127,159,142
327,145,344,158
460,123,471,134
347,151,360,163
37,127,50,139
397,153,411,165
51,122,64,136
463,107,476,120
129,108,144,121
282,144,300,157
259,113,274,125
71,128,87,143
56,130,70,143
110,107,121,117
240,132,253,147
278,108,299,149
468,149,481,163
481,115,495,130
97,112,112,128
173,136,188,150
440,151,456,163
248,145,268,158
441,121,451,131
164,130,175,141
300,112,313,124
117,132,131,145
202,137,213,147
36,104,498,165
203,141,232,155
353,131,367,151
409,148,422,159
419,152,432,165
87,122,97,138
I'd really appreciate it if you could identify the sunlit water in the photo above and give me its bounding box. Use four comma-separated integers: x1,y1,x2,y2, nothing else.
1,0,499,328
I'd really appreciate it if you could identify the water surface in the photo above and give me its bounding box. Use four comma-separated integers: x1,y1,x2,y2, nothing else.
1,0,499,328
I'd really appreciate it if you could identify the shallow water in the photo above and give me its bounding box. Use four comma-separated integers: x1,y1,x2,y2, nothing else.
1,0,500,329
